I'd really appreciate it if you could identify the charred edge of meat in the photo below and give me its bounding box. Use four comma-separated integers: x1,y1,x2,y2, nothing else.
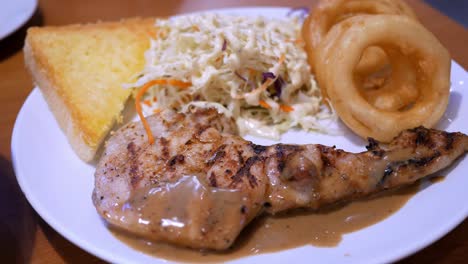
274,144,303,172
316,145,334,168
190,107,219,121
127,142,137,156
230,156,264,188
250,143,267,154
413,126,435,148
206,144,227,166
206,111,222,126
193,124,209,137
237,150,245,164
366,138,385,157
168,154,185,167
190,107,211,115
160,137,170,159
378,151,442,187
407,151,441,167
209,172,218,187
445,133,455,150
366,138,379,151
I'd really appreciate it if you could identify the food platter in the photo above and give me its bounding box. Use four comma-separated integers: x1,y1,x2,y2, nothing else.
12,7,468,264
0,0,37,40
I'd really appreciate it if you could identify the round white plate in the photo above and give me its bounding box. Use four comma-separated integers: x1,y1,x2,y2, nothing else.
11,7,468,264
0,0,37,40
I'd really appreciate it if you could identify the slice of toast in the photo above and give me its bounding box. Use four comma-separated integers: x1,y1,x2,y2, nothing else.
24,18,155,162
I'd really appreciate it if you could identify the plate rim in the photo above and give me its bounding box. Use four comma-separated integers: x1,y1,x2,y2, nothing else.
0,0,38,40
11,7,468,264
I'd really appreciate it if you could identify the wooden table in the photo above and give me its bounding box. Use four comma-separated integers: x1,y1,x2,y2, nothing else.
0,0,466,263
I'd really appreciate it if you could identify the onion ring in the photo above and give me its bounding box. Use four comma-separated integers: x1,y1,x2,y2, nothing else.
316,15,450,142
358,51,419,111
302,0,418,73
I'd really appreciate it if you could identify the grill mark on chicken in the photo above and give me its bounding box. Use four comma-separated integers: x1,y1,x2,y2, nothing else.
230,156,263,188
366,138,379,151
408,152,441,167
414,127,432,147
168,154,185,168
237,149,245,164
274,144,303,173
317,145,334,168
366,138,385,157
93,108,467,251
126,141,142,188
160,137,169,159
378,151,442,187
209,172,218,187
251,143,267,154
207,144,227,166
195,125,210,137
445,133,455,150
129,165,140,187
127,142,137,155
276,146,286,173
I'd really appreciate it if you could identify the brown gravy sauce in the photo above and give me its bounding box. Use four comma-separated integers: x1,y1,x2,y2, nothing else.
429,175,445,183
111,183,423,262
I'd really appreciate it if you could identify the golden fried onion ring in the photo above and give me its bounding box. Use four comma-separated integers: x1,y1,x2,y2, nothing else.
316,15,450,142
302,0,418,73
358,51,419,111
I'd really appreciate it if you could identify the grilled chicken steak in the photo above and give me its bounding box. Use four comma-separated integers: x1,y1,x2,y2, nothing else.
93,108,468,250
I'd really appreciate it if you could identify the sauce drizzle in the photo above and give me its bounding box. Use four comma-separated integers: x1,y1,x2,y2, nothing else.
112,183,421,262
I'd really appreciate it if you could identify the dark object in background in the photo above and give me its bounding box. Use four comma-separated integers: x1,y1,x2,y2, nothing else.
425,0,468,28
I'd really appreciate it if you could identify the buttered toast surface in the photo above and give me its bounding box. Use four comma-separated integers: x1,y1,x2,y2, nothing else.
24,18,155,162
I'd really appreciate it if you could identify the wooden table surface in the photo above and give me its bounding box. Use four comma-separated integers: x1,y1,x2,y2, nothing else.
0,0,466,263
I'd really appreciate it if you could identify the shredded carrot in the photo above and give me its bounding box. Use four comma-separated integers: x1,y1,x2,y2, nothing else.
234,77,273,100
259,100,271,109
259,101,293,112
192,25,200,31
153,108,162,114
143,99,152,107
153,96,158,102
135,79,192,145
278,54,286,64
167,79,192,88
280,104,294,112
247,68,256,75
235,55,285,99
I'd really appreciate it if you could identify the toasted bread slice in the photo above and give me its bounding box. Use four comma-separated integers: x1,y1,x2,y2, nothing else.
24,18,155,162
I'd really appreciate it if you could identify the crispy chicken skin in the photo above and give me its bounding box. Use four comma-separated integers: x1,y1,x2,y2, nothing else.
93,108,467,250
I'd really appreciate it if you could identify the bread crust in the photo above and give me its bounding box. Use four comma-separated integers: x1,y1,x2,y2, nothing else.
24,40,96,160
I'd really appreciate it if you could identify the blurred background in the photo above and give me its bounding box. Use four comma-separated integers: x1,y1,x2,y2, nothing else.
425,0,467,27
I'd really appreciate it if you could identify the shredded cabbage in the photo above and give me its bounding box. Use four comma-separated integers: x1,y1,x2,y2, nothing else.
129,14,336,139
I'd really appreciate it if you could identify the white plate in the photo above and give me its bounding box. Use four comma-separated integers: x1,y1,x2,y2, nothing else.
0,0,37,40
11,7,468,264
